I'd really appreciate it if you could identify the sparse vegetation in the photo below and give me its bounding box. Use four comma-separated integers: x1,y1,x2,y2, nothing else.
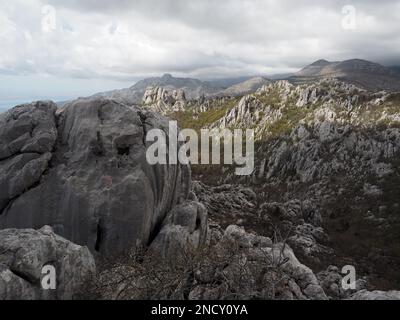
84,234,291,300
171,97,241,131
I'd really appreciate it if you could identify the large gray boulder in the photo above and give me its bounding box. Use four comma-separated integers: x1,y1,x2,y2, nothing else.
0,98,191,254
150,200,208,258
0,101,58,213
0,226,95,300
189,225,328,300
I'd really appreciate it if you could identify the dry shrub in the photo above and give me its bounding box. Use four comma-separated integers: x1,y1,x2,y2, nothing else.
81,230,291,300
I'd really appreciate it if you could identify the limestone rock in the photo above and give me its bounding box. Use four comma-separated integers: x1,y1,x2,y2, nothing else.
0,226,95,300
349,289,400,300
189,225,327,300
151,200,208,258
0,101,58,213
0,98,191,255
143,86,186,115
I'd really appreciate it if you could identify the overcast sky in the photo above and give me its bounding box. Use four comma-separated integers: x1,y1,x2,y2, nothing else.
1,0,400,103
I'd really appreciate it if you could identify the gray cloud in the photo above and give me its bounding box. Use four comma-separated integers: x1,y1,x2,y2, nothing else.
0,0,400,82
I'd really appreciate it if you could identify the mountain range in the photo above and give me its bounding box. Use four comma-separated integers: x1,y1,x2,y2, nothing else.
390,65,400,75
88,58,400,106
2,60,400,300
88,73,273,105
90,73,221,104
289,59,400,91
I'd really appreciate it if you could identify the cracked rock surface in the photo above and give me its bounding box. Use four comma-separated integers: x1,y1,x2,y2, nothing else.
0,226,95,300
0,98,191,255
0,101,57,213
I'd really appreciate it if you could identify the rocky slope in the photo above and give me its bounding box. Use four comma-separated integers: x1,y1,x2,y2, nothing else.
86,58,400,109
171,78,400,291
89,179,400,300
217,77,272,97
142,86,187,115
2,75,400,300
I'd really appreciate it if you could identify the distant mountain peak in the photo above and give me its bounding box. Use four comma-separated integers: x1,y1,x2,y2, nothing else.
217,76,271,97
310,59,331,66
161,73,173,79
292,58,400,91
343,58,372,63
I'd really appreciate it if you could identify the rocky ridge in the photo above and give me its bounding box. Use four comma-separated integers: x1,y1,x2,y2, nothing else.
91,73,221,105
171,78,400,291
291,59,400,91
2,74,400,299
142,86,187,115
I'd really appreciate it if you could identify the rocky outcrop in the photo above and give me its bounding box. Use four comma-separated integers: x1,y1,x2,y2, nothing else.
188,79,400,292
216,95,266,129
212,79,392,139
92,224,327,300
0,226,95,300
258,200,333,266
193,180,332,265
192,181,259,234
256,121,400,185
189,225,327,300
143,86,186,115
3,76,400,300
0,101,58,213
0,98,191,255
348,289,400,300
91,73,221,105
317,265,368,300
150,200,208,259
